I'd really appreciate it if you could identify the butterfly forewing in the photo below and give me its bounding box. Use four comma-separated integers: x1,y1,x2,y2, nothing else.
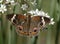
6,14,14,21
44,17,50,24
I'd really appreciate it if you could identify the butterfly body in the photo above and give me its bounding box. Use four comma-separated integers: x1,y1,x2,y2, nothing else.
6,13,53,37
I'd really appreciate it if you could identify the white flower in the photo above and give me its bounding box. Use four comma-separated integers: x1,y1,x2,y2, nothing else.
24,13,26,15
28,10,35,15
6,0,14,3
0,4,7,13
49,18,55,25
34,9,39,15
21,4,28,10
5,0,16,5
31,0,37,5
0,0,3,3
49,21,55,25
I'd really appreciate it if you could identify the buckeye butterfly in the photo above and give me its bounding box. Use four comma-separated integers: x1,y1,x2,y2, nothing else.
6,13,54,37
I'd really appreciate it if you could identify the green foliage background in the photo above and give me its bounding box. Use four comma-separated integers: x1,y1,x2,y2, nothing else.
0,0,60,44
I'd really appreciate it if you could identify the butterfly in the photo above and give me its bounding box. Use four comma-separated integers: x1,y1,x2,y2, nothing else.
6,13,53,37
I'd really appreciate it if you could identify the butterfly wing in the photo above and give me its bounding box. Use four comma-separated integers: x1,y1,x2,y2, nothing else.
6,14,28,36
6,14,26,25
30,16,51,33
29,16,42,36
44,16,50,24
6,14,51,37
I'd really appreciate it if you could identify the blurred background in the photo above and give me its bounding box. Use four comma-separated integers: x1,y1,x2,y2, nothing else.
0,0,60,44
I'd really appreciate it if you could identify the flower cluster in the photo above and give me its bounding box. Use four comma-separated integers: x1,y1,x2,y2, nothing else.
0,0,16,13
5,0,17,5
0,0,38,13
28,9,50,17
20,0,37,10
6,0,14,4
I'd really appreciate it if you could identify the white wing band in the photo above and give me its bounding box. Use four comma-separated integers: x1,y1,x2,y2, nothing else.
11,14,16,22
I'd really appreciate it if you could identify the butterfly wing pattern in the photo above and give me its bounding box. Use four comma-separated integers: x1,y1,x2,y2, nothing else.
6,12,55,37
